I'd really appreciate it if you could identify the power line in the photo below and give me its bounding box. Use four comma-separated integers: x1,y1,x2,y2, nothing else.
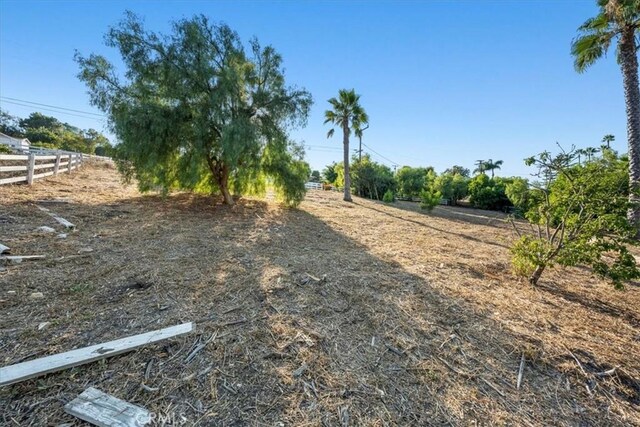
0,100,106,122
0,96,105,117
361,142,398,166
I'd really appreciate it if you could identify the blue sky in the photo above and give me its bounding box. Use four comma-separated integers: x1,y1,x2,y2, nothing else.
0,0,625,178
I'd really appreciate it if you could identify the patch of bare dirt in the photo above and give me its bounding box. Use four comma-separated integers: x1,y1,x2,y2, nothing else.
1,163,639,426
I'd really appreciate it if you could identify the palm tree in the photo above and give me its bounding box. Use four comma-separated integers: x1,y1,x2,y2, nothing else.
572,0,640,228
584,146,600,161
602,134,616,148
324,89,369,202
484,158,504,178
473,160,486,175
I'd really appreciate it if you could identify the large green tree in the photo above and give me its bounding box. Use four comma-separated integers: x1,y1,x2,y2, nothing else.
396,166,430,199
76,13,312,206
324,89,368,202
572,0,640,229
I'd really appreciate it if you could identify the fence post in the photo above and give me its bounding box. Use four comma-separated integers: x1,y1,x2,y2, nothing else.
67,154,73,173
27,153,36,185
54,153,61,175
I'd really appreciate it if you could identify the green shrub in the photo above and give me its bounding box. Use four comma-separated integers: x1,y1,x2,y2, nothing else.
511,235,553,278
383,189,395,203
420,190,441,211
512,147,639,287
0,144,12,154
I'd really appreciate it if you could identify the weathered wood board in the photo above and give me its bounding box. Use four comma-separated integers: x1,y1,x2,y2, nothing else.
65,387,150,427
0,322,194,386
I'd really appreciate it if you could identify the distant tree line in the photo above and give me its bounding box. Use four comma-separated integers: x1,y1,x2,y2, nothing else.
0,109,112,155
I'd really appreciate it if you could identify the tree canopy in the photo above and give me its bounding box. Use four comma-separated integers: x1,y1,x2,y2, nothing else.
76,12,312,206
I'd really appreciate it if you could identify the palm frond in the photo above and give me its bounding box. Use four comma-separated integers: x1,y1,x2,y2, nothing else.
572,33,612,72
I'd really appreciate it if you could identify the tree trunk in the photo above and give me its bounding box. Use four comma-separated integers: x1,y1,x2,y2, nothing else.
343,123,352,202
620,26,640,233
206,157,234,205
529,265,545,285
218,164,234,205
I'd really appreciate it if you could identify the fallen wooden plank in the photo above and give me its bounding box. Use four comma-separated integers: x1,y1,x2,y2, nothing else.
0,322,194,386
0,244,9,254
65,387,150,427
51,215,75,229
36,205,76,229
0,255,46,264
36,198,72,204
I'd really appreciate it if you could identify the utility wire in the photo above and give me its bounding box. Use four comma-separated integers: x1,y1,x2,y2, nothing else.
0,100,106,122
361,142,398,166
0,96,105,117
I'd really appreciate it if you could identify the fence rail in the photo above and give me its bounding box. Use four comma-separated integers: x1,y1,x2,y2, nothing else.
0,152,83,186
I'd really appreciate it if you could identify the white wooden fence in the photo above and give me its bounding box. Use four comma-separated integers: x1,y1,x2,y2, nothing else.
304,182,323,190
0,152,83,186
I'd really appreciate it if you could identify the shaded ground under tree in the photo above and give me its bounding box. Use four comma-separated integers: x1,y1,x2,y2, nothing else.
0,164,639,425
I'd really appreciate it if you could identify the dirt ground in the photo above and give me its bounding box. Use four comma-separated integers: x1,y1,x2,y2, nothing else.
1,163,639,426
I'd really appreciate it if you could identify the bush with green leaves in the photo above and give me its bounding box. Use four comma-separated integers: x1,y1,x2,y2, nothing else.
420,189,442,211
511,147,639,288
433,172,468,206
383,190,395,203
468,174,511,210
350,154,396,200
505,177,534,217
396,166,431,199
322,163,338,184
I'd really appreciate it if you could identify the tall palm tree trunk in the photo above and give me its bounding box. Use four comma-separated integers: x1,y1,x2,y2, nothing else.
343,123,352,202
620,27,640,232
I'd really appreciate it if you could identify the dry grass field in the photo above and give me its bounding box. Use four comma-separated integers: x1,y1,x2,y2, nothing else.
1,163,639,426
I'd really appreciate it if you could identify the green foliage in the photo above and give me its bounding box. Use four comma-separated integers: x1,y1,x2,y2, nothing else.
262,140,310,208
309,170,321,183
433,173,468,206
76,12,312,205
322,162,338,184
505,177,536,217
0,144,12,154
443,165,470,177
511,236,554,277
1,110,109,154
571,0,640,73
351,154,395,200
396,166,430,199
420,189,442,211
324,89,369,140
511,147,639,288
468,174,511,210
0,109,22,136
383,189,395,203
